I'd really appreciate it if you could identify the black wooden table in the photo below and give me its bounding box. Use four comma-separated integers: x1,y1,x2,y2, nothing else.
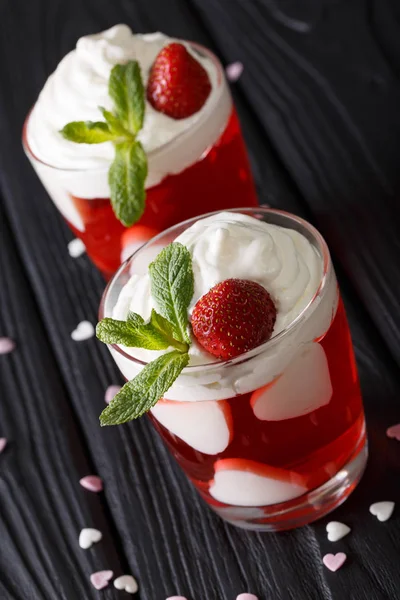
1,1,400,599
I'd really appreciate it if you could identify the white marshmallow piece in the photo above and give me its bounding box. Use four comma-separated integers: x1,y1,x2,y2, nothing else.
251,343,333,421
151,399,233,455
31,161,85,231
121,240,146,265
120,226,161,266
209,460,307,507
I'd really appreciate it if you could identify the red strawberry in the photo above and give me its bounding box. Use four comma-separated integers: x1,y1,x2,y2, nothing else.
191,279,277,360
146,42,212,120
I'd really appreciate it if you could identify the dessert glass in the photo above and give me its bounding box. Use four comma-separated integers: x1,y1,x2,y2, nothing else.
100,207,367,531
22,43,257,279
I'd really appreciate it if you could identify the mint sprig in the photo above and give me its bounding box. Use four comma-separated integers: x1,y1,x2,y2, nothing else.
109,61,145,135
99,107,130,137
108,140,147,227
100,351,189,424
60,61,147,227
149,243,194,344
96,242,194,426
60,121,121,143
96,308,188,352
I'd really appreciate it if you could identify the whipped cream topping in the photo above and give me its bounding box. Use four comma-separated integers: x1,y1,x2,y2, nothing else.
113,212,323,365
26,25,231,189
109,211,338,401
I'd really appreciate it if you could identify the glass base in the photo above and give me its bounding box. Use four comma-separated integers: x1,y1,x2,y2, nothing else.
210,432,368,532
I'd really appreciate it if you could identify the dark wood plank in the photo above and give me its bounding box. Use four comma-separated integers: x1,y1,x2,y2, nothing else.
0,204,126,600
0,1,399,599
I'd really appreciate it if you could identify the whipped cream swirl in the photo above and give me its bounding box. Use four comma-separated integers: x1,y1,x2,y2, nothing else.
27,25,230,189
113,212,323,365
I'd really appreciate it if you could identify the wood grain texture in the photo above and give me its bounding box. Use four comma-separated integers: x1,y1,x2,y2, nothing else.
0,205,126,600
0,1,399,599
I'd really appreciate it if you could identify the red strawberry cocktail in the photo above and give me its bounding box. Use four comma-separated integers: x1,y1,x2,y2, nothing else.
98,208,367,531
23,25,257,278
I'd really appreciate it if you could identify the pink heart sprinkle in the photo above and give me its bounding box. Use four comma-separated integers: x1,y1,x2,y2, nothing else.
226,61,244,82
166,597,188,600
105,385,121,404
79,475,103,492
0,337,15,354
387,423,400,441
237,595,259,600
0,438,8,454
323,552,347,572
90,570,113,590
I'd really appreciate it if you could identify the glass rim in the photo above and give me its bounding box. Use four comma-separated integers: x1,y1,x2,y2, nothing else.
99,207,332,372
22,40,229,172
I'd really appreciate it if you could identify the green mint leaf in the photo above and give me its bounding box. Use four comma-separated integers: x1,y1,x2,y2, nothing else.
108,140,148,227
109,61,145,135
96,317,143,347
60,121,120,143
96,315,165,350
127,311,145,328
99,106,131,138
149,243,194,344
146,309,189,352
96,309,187,351
60,60,148,228
134,310,176,350
100,351,189,425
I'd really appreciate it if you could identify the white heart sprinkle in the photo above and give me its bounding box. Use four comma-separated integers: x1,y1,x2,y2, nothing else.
386,423,400,441
90,570,113,590
68,238,86,258
369,501,395,522
105,385,121,404
71,321,94,341
323,552,347,572
114,575,138,594
79,475,103,493
326,521,351,542
0,337,15,354
0,438,8,453
79,528,102,549
226,61,244,82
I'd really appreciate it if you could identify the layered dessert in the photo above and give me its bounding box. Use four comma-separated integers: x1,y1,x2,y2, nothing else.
23,25,257,277
99,208,366,530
